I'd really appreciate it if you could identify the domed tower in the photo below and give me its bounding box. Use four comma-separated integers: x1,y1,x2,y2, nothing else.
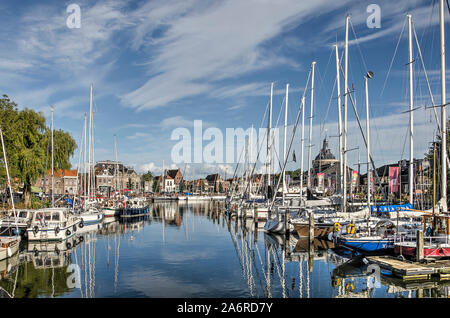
313,137,338,173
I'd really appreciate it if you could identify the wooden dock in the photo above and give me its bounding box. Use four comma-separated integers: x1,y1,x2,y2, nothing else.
366,256,450,281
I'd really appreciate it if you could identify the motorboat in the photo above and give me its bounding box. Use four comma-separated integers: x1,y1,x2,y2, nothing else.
0,209,34,237
0,236,20,261
27,208,83,241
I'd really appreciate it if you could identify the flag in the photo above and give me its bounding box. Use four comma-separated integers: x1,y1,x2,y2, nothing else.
317,173,324,190
369,170,375,194
351,170,358,191
292,151,296,162
389,167,399,193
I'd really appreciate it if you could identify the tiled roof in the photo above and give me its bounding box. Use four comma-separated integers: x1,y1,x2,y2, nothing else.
46,169,77,177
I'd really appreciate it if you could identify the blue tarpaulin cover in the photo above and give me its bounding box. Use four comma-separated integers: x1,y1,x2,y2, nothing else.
370,203,412,213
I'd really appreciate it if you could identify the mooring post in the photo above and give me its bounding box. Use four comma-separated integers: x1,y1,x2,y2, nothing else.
447,217,450,238
285,209,290,239
416,230,424,262
309,211,314,244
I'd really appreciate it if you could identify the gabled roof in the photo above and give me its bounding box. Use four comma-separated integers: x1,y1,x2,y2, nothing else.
206,173,221,182
166,169,181,179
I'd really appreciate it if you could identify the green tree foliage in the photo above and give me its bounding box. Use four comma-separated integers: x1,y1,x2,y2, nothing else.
0,95,77,207
424,120,450,203
142,171,153,182
0,260,72,298
286,169,301,179
152,179,158,192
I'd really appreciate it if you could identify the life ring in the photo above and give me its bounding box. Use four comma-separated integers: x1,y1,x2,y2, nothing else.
66,242,72,249
346,224,355,235
66,229,71,236
345,282,354,292
54,227,60,235
333,222,341,232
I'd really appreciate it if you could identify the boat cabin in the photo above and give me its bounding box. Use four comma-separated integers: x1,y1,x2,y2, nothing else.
31,209,70,226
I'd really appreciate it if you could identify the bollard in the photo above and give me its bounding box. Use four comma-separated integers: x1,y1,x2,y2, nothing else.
285,210,290,238
309,211,315,244
416,230,424,262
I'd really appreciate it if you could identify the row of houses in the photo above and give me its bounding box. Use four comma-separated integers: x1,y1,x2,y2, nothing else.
151,169,268,194
35,160,143,196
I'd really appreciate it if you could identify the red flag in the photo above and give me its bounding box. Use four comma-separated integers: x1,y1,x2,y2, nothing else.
389,167,399,193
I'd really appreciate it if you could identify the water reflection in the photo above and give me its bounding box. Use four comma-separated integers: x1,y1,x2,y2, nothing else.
0,201,449,298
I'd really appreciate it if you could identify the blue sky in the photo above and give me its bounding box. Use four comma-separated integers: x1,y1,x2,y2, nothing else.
0,0,448,179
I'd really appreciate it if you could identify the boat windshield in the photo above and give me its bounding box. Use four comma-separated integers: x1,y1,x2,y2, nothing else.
52,213,61,221
34,211,52,222
18,211,28,218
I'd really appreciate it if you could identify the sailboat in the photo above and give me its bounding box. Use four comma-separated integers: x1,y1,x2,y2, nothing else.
103,135,122,217
0,124,21,260
79,84,104,224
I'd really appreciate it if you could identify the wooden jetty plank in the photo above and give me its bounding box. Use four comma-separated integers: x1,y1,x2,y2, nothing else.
367,256,435,280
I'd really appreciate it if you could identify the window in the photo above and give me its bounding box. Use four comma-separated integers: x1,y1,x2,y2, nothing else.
52,213,60,221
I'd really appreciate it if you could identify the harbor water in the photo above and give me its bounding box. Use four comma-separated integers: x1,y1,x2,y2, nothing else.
0,202,448,298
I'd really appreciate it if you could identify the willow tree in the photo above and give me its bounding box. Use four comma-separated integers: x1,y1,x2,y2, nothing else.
0,95,77,207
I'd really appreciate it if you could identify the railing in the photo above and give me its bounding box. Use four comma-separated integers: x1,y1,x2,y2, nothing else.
394,230,450,246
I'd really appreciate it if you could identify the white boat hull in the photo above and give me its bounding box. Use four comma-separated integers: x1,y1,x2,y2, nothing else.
0,237,20,261
27,219,82,241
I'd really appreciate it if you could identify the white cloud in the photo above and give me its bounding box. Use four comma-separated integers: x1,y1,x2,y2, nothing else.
127,132,152,140
121,0,352,110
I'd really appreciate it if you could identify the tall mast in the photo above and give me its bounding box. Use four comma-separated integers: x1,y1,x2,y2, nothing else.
343,15,350,213
283,84,289,205
88,84,93,204
91,89,95,201
51,106,54,208
335,44,343,194
74,117,85,212
407,14,414,206
439,0,447,212
307,61,316,190
83,113,87,210
0,126,18,233
365,72,373,211
267,83,274,198
114,135,118,192
249,124,253,197
300,96,306,198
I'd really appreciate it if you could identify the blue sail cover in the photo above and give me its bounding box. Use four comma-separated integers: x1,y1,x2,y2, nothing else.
370,203,412,213
65,198,74,206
